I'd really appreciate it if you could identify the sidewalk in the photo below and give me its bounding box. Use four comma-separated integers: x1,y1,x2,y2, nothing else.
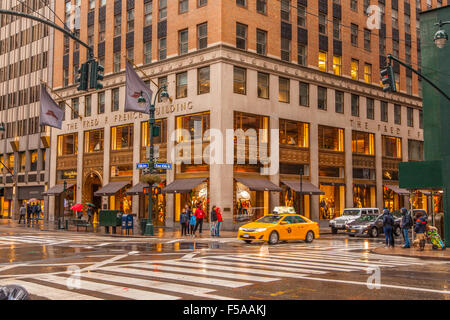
0,218,333,238
371,245,450,261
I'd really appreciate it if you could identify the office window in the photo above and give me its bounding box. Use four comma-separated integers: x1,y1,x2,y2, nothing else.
112,88,120,112
236,0,247,6
158,76,168,102
351,59,359,79
71,98,79,119
318,86,327,110
281,0,290,21
144,41,152,64
159,0,167,20
351,94,359,117
127,9,134,32
281,38,291,61
114,52,121,72
85,95,92,117
364,63,372,83
405,45,411,64
279,77,290,103
407,107,414,127
179,0,189,13
159,37,167,60
333,56,342,76
350,0,357,11
257,72,269,99
319,13,327,34
257,0,267,14
256,29,267,55
405,14,411,33
127,48,134,63
408,139,424,161
394,104,402,125
364,29,371,50
392,9,398,29
198,66,210,95
57,134,78,156
366,98,375,120
351,24,358,46
298,44,307,66
179,29,188,55
233,67,246,94
279,119,309,148
406,76,412,95
381,101,388,122
145,1,153,26
333,18,341,39
393,40,399,57
112,124,134,150
335,91,344,114
318,51,327,72
236,23,247,50
297,5,306,26
176,72,188,99
318,126,345,151
352,131,375,155
379,37,386,55
382,135,402,158
198,0,207,7
97,92,105,114
197,23,208,49
299,82,309,107
84,129,104,153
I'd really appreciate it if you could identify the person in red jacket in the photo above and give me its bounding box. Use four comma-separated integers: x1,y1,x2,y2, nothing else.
193,203,205,236
215,207,223,237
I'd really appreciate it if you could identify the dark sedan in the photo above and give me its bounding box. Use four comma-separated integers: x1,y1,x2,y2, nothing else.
346,214,402,238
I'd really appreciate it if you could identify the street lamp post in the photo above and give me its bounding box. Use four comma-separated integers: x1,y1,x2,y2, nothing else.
138,85,169,236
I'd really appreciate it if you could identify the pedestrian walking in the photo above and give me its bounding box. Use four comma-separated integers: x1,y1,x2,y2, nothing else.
210,206,217,237
87,206,94,224
215,207,223,237
180,208,189,236
400,208,412,248
193,203,205,236
414,212,428,251
26,203,32,224
382,208,395,248
189,212,196,236
36,202,41,221
31,203,37,221
18,203,26,224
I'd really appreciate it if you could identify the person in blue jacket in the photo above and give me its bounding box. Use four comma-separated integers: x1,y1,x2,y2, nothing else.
189,212,196,236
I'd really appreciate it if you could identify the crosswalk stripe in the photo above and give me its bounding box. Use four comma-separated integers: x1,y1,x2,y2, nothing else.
189,257,327,274
205,256,359,272
0,237,40,243
35,274,179,300
282,252,423,265
129,263,280,282
83,272,235,300
0,280,102,300
103,266,251,288
156,260,311,279
267,253,400,267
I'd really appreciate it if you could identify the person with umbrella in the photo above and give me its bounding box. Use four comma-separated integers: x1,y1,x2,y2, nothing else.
71,203,84,219
86,203,95,224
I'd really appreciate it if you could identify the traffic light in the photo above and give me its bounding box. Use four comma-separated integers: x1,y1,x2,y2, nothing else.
89,60,104,90
76,62,90,91
380,65,397,93
152,125,160,138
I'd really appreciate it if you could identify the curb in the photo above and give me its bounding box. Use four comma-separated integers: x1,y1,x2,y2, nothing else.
370,248,450,261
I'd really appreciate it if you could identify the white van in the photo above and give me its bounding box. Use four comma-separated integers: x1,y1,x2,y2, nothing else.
329,208,380,234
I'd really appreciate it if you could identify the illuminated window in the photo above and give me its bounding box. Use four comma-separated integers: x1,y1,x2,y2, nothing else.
57,134,78,156
279,119,309,148
382,135,402,159
30,150,38,171
351,59,359,79
142,119,167,146
7,153,14,171
111,124,134,150
333,56,341,76
279,77,290,103
234,112,269,144
364,63,372,83
198,66,210,95
352,131,375,155
111,165,133,177
318,51,327,72
177,112,210,142
84,129,104,153
19,152,26,172
318,125,344,152
257,72,269,99
176,72,188,99
233,67,246,94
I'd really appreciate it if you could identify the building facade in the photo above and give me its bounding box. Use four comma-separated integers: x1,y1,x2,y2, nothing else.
0,0,54,220
49,0,446,230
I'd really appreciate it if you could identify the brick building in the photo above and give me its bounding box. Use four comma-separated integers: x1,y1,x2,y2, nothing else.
48,0,446,230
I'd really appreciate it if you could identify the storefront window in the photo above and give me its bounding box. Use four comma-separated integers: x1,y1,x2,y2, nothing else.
382,135,402,158
234,112,269,143
143,181,167,226
57,133,78,156
111,124,133,150
84,129,104,153
279,119,309,148
319,184,345,219
142,119,167,146
318,125,344,151
110,192,132,214
30,150,38,171
352,131,374,155
235,181,269,221
353,185,376,208
176,112,210,142
383,186,403,212
111,165,133,177
281,186,311,218
175,181,209,222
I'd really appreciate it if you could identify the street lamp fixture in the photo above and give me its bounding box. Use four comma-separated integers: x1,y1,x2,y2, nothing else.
434,20,450,49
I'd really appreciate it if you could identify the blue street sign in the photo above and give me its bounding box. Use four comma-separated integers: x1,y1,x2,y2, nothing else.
137,163,149,169
154,163,172,170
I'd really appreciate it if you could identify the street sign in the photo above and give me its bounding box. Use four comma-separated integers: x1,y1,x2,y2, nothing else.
137,163,149,169
154,163,172,170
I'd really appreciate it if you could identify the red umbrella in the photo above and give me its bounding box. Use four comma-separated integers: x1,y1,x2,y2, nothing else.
71,204,84,211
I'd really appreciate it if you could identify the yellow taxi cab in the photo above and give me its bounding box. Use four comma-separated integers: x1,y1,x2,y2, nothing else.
237,207,319,245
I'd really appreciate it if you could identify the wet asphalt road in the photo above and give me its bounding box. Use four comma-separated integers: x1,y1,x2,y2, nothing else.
0,226,449,300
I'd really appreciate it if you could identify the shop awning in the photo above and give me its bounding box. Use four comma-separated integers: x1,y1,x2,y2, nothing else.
125,181,165,195
235,178,282,192
162,178,207,194
42,184,75,196
94,181,131,196
281,180,324,195
384,184,410,195
18,186,45,200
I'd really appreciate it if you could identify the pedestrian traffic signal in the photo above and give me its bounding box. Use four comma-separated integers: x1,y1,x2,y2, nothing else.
380,65,397,93
89,60,104,90
76,62,90,91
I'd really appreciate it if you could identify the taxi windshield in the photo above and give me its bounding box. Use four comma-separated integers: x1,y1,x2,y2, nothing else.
255,215,283,224
342,210,360,216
